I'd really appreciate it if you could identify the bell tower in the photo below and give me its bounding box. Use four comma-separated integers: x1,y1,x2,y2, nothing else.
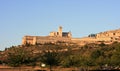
58,26,62,37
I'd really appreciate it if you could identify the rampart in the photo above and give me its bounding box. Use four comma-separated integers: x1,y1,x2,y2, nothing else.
22,27,120,45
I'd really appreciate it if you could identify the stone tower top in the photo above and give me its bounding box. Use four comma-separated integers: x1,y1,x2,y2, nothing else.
58,26,62,31
58,26,62,37
49,26,72,38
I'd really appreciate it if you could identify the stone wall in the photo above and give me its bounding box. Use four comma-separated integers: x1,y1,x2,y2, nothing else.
22,36,35,45
96,29,120,41
36,36,71,44
22,28,120,45
22,36,71,45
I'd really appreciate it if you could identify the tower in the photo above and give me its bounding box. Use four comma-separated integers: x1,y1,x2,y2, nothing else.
22,36,27,45
58,26,62,37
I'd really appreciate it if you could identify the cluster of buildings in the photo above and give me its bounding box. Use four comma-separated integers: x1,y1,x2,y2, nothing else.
96,29,120,41
22,26,120,45
22,26,72,45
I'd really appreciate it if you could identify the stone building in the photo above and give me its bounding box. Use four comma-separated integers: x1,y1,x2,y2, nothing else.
22,26,72,45
96,29,120,42
22,27,120,46
71,29,120,45
49,26,72,38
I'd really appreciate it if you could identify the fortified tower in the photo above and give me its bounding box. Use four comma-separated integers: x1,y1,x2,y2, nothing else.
58,26,62,37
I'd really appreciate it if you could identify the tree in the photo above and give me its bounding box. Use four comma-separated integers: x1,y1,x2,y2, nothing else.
7,48,31,67
40,50,60,71
61,55,80,67
95,56,105,66
91,49,103,60
110,52,120,66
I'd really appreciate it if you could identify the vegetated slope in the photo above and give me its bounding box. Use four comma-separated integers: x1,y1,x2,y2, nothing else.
0,42,120,69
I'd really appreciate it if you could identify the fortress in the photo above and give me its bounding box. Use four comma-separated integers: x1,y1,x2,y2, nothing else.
22,26,120,45
22,26,72,45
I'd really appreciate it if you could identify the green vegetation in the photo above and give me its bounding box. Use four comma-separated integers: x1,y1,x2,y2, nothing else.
40,51,60,71
7,47,33,66
0,42,120,70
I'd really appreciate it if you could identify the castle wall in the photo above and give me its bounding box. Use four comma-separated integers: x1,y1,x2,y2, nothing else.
36,36,71,44
71,37,96,45
22,36,34,45
22,27,120,46
22,36,71,45
96,37,111,41
96,29,120,41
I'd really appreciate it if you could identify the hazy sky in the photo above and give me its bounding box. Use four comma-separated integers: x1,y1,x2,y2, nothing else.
0,0,120,50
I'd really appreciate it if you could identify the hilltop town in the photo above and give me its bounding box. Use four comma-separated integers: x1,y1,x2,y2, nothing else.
22,26,120,45
1,27,120,71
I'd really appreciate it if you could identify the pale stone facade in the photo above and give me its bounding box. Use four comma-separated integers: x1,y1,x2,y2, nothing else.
73,29,120,45
22,26,72,45
96,29,120,42
22,27,120,45
49,26,72,38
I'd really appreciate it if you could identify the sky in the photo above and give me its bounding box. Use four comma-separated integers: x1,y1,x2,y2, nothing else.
0,0,120,50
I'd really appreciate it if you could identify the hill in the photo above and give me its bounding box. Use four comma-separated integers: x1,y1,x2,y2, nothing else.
0,42,120,70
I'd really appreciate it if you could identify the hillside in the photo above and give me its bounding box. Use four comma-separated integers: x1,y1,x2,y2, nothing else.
0,42,120,70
